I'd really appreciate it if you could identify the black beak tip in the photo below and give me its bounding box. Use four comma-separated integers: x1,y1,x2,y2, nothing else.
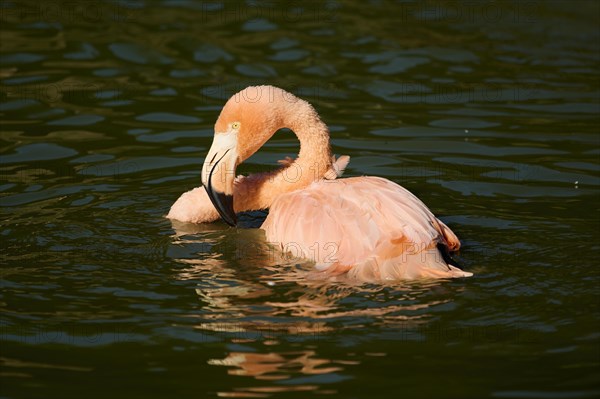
220,197,237,227
204,185,237,227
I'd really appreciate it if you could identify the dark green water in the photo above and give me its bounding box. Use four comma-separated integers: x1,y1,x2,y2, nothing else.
1,1,599,398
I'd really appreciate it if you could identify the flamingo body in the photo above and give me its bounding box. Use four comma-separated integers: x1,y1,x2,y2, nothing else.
168,85,472,281
262,176,471,280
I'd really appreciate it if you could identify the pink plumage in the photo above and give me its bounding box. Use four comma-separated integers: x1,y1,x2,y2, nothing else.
167,85,472,281
262,176,470,280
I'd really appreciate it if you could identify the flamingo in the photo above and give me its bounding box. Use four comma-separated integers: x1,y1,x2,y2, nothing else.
167,85,472,280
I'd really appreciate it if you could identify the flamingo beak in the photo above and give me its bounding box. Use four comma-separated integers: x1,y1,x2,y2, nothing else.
201,133,239,227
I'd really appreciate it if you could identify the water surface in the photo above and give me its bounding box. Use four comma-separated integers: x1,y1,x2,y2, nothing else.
1,1,599,398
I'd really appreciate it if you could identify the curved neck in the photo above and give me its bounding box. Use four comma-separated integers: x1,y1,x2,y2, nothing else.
234,109,333,212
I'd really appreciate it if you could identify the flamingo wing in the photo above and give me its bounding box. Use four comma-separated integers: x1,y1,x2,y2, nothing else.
261,176,471,280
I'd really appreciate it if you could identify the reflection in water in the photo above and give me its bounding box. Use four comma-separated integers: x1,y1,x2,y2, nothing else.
209,350,343,379
170,218,457,326
169,219,461,395
208,350,352,397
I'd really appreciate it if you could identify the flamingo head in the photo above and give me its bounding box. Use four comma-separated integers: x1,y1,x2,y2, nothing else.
201,85,302,226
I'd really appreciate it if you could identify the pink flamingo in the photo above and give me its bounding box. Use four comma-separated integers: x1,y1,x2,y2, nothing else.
168,86,472,280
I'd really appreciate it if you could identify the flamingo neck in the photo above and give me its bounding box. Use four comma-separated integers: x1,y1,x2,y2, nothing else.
234,103,333,212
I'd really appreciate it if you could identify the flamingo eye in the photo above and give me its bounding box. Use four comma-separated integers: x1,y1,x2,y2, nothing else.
231,122,241,130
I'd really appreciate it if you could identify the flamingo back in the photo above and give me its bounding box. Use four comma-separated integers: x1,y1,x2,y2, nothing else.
261,176,471,281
